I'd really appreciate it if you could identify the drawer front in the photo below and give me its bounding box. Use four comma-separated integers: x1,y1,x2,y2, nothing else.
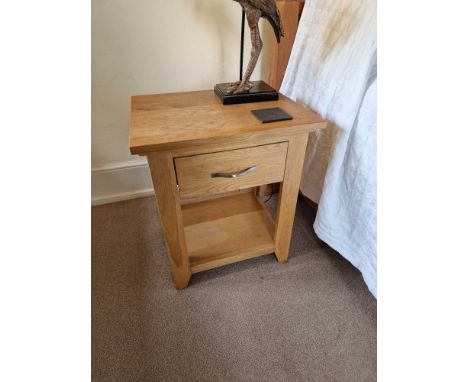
174,142,288,199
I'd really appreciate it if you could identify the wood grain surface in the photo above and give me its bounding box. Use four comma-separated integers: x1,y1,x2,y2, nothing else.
274,133,309,262
175,142,288,199
130,89,326,288
268,0,303,90
147,151,191,289
182,192,276,273
129,91,325,154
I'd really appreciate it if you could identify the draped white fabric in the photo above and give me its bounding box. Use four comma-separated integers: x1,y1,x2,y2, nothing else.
280,0,377,296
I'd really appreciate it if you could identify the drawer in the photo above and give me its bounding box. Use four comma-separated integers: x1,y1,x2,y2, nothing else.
174,142,288,199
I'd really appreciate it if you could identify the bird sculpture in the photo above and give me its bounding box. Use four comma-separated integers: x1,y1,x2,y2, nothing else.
227,0,284,94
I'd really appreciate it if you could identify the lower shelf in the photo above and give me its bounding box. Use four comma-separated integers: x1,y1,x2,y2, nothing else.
181,191,276,273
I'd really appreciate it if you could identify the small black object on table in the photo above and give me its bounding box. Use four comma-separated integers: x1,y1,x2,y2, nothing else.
251,107,293,123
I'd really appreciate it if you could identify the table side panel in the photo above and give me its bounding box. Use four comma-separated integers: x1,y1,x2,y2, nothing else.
146,151,192,289
274,134,310,263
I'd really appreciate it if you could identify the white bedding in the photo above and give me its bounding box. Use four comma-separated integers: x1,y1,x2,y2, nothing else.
280,0,377,296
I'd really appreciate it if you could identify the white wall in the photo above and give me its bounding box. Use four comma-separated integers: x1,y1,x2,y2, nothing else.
92,0,271,205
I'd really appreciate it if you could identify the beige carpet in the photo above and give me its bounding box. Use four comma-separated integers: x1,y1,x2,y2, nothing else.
92,195,376,381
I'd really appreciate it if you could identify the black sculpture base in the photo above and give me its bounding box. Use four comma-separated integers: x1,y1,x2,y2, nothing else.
214,81,279,105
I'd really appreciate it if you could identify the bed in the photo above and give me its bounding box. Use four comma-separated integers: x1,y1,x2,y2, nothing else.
267,0,377,297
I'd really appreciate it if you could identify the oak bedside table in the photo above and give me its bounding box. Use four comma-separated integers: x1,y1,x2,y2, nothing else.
129,90,326,289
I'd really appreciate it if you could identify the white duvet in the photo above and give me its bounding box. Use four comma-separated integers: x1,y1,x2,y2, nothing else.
281,0,377,296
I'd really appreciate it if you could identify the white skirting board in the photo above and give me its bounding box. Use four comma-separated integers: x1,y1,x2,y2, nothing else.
91,160,154,206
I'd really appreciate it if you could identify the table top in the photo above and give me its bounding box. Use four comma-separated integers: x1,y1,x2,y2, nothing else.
129,90,326,154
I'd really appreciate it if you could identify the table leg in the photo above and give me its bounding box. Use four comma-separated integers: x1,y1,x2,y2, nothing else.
147,151,191,289
274,133,309,263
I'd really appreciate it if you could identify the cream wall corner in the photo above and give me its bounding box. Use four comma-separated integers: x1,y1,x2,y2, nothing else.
92,0,271,205
91,159,153,206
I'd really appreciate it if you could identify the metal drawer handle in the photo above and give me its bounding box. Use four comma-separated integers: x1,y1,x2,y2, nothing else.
211,166,257,179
